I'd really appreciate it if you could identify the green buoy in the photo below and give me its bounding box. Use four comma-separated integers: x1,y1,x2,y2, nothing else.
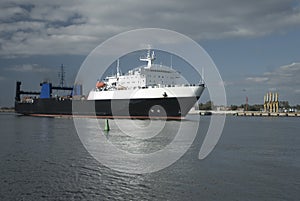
104,119,110,131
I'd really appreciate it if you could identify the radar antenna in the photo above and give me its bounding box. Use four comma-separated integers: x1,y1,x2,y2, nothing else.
140,49,155,68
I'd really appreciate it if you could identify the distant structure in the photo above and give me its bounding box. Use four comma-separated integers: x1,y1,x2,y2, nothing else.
58,64,66,88
264,92,279,112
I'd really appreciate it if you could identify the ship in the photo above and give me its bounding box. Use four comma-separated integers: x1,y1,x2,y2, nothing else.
15,50,205,119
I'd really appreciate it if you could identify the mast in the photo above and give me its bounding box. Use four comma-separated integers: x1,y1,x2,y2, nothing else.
116,59,121,77
140,49,155,68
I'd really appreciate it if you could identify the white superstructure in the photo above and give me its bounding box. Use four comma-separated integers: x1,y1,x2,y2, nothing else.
87,50,204,100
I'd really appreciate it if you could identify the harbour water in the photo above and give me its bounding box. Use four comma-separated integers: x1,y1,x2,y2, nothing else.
0,113,299,200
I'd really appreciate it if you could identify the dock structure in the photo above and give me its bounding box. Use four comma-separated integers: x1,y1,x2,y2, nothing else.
236,111,299,117
0,108,15,113
264,92,279,113
190,110,299,117
235,91,299,117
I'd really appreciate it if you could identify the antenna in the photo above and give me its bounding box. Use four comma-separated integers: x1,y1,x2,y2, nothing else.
58,64,66,87
201,67,205,84
140,49,155,68
116,59,120,77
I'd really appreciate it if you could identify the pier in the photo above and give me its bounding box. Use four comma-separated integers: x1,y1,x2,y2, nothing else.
189,109,300,117
236,111,299,117
0,108,14,113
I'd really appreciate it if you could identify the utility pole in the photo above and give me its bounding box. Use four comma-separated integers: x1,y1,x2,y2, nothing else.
58,64,66,88
245,96,248,111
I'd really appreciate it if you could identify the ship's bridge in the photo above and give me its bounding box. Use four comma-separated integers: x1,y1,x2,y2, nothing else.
112,64,182,90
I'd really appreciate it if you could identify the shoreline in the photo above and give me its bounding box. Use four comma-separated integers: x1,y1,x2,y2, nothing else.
189,110,300,117
0,109,15,113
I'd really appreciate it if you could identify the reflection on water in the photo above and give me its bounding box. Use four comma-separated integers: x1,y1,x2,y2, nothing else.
101,119,180,153
74,116,200,174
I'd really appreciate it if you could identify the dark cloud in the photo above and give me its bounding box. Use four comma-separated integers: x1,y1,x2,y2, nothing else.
0,0,299,57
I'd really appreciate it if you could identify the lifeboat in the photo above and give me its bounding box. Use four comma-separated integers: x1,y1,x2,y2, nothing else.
96,81,106,88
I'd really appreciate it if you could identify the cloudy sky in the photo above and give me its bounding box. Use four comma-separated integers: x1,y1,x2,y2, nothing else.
1,0,300,106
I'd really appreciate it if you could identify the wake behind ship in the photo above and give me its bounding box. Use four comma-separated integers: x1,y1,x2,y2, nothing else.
15,50,205,119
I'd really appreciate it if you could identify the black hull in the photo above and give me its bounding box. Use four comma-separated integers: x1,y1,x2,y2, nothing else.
15,97,199,119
